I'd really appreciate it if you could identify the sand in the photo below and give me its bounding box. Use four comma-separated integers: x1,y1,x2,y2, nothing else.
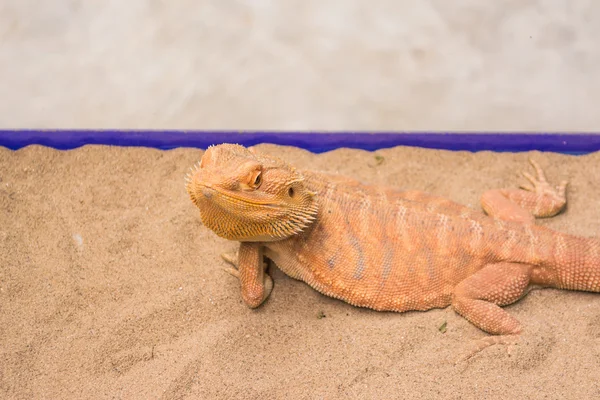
1,143,599,399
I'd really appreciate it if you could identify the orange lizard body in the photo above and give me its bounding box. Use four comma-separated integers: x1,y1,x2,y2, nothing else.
186,144,600,338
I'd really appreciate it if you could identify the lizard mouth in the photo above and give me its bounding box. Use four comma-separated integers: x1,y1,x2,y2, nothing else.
190,180,284,209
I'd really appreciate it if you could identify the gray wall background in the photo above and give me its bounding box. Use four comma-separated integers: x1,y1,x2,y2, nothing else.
1,1,598,131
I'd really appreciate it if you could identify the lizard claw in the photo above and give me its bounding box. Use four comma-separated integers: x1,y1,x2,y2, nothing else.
528,159,548,183
455,335,520,365
518,159,568,202
221,251,238,267
222,266,240,279
220,250,269,279
519,159,548,191
221,251,240,279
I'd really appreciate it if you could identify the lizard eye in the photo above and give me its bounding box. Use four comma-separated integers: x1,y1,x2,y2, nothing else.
253,172,262,187
288,187,295,197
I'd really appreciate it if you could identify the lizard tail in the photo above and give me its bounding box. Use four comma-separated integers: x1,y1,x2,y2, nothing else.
548,235,600,293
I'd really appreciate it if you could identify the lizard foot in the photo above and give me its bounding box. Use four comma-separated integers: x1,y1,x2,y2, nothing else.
480,159,568,222
519,159,568,209
221,251,240,278
455,335,520,365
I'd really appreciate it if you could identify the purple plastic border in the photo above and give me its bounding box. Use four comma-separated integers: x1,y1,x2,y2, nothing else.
1,130,600,154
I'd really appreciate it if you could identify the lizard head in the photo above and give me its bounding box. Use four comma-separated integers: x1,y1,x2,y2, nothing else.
185,144,318,242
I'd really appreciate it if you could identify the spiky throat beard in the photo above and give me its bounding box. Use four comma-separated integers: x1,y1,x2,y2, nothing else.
194,194,319,242
185,172,319,242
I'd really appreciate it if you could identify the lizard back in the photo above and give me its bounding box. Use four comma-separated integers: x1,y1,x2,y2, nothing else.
264,170,571,312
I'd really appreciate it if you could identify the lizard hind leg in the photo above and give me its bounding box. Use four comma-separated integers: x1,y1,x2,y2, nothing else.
451,262,535,361
480,159,567,223
452,262,534,335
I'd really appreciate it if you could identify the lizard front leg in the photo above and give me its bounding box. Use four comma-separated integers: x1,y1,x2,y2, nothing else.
221,242,273,308
480,159,567,224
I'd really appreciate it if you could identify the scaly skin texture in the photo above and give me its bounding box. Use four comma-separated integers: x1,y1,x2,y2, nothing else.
185,144,600,337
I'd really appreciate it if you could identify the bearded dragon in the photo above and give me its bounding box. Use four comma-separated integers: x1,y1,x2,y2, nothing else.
185,144,600,340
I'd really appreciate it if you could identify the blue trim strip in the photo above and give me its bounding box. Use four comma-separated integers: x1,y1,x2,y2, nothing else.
1,130,599,154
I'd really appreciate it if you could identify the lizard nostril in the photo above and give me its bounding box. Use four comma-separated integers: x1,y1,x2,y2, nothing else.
201,188,213,199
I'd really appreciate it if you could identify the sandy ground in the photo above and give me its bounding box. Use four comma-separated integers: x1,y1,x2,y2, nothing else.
1,143,599,399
